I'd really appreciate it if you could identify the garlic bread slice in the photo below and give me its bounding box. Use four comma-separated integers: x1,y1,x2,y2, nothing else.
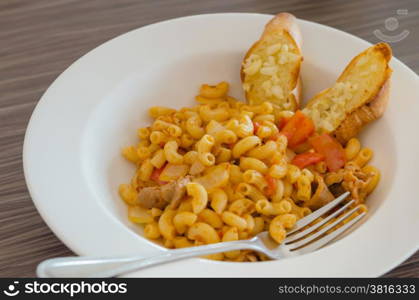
241,13,303,111
303,43,392,144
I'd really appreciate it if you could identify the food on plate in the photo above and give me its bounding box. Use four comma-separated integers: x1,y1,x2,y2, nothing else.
119,80,381,262
241,13,302,111
118,13,390,262
303,43,392,143
137,176,192,209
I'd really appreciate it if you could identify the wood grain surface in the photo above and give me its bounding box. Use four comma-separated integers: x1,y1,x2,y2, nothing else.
1,0,418,277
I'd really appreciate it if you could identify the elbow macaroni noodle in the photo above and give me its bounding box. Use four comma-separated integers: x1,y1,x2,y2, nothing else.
119,81,380,262
164,140,183,165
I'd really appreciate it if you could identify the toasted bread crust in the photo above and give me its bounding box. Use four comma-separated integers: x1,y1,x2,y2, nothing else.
264,12,302,53
337,42,392,83
305,43,392,111
304,43,392,141
241,13,302,110
337,42,392,113
333,79,391,144
332,44,392,143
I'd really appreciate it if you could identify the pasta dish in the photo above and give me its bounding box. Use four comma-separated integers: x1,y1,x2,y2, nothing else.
118,82,380,262
118,12,390,262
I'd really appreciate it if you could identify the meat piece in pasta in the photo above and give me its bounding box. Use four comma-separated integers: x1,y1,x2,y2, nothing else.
137,176,192,209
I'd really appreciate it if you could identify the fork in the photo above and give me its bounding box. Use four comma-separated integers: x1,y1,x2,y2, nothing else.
37,191,365,277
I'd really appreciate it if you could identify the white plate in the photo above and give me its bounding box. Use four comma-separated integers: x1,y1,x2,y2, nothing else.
23,13,419,277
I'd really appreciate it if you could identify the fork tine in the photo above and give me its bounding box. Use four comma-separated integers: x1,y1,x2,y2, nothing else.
292,211,366,255
284,199,355,243
288,205,361,250
287,191,350,235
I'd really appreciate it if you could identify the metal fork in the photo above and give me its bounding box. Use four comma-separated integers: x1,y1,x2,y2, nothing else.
37,192,365,277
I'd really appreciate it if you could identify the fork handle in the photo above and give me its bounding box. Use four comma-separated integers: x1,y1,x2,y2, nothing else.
37,238,261,278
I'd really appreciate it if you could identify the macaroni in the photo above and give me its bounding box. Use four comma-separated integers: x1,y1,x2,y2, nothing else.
122,146,139,163
345,138,361,160
149,207,162,218
229,165,243,185
144,222,161,239
269,162,288,179
158,210,177,240
222,227,241,259
255,124,273,139
128,206,153,224
197,134,216,166
243,169,268,192
199,105,230,122
269,217,286,243
149,106,176,119
252,217,265,235
286,164,301,184
164,140,183,165
236,182,266,201
247,140,277,160
221,211,248,231
200,81,229,98
187,222,220,244
232,136,261,158
119,184,138,205
150,149,166,169
173,211,197,234
138,127,150,140
138,159,154,181
198,208,223,229
183,150,198,165
187,182,208,214
236,114,254,137
215,129,237,144
210,189,228,214
119,81,380,263
271,179,285,203
228,198,256,215
185,115,205,139
362,165,381,195
244,214,255,232
173,236,194,249
352,147,373,167
180,134,194,148
216,147,232,163
150,131,169,145
296,175,312,202
239,157,268,174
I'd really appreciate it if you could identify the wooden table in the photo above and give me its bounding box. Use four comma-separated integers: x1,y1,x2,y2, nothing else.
1,0,418,277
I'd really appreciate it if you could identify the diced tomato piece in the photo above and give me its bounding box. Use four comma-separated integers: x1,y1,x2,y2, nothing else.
280,112,304,141
277,117,289,131
280,111,315,147
310,133,346,172
253,121,261,134
291,152,324,169
289,117,315,147
265,175,277,196
150,164,168,185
